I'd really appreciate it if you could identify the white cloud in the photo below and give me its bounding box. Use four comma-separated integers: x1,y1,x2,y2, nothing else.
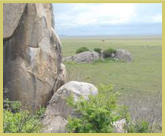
53,3,162,35
54,3,137,27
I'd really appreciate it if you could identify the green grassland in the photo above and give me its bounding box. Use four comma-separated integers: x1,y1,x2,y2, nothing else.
61,36,162,123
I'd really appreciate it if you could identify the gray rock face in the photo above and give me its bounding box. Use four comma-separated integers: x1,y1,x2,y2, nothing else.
64,51,99,63
115,49,132,62
42,81,98,133
3,3,27,38
3,3,65,110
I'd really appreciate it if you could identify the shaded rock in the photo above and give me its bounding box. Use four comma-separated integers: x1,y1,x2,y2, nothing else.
54,63,66,92
42,81,98,133
3,3,65,110
115,49,132,62
64,51,99,63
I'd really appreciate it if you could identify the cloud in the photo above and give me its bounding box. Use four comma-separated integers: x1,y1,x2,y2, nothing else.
53,3,162,35
53,3,137,27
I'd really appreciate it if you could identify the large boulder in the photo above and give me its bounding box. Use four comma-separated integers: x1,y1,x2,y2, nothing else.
3,3,65,110
42,81,98,133
115,49,132,62
64,51,99,63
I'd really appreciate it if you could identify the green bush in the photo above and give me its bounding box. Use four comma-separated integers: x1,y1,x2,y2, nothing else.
66,84,122,133
76,47,89,54
3,98,21,113
94,48,102,54
10,101,22,113
66,84,154,133
3,109,42,133
103,48,116,58
3,98,44,133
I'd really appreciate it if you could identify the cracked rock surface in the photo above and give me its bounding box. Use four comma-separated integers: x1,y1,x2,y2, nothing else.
3,3,65,110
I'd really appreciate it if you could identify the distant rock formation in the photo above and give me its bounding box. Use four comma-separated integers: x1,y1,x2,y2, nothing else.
64,49,132,63
3,3,66,110
64,51,100,63
115,49,132,62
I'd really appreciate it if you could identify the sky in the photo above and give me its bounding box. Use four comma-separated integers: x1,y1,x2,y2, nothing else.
52,3,162,36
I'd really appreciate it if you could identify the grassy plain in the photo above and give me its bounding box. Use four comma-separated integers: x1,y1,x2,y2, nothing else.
61,35,162,124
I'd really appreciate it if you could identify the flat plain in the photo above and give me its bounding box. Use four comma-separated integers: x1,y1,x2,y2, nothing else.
61,35,162,124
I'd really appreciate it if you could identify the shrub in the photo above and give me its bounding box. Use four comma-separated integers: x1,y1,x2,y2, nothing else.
94,48,102,54
3,98,21,113
66,84,122,133
10,101,22,113
3,97,44,133
66,84,154,133
103,48,116,58
3,109,42,133
76,47,89,54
